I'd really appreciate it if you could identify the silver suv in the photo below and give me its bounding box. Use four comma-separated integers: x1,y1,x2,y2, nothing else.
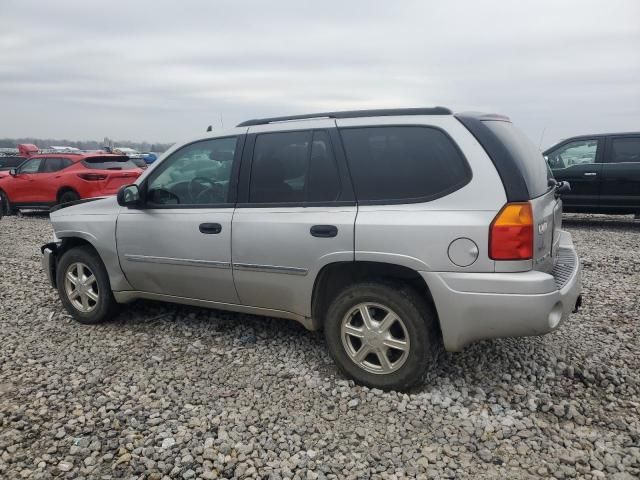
41,107,582,390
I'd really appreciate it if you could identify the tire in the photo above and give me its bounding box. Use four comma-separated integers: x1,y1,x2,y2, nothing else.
58,190,80,205
324,281,442,391
0,191,16,216
56,246,118,324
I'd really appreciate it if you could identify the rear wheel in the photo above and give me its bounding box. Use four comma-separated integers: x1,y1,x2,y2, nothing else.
56,246,118,324
0,191,16,216
324,281,442,391
58,190,80,205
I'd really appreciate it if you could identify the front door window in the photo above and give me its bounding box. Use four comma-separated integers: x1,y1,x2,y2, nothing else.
146,137,237,206
546,140,599,169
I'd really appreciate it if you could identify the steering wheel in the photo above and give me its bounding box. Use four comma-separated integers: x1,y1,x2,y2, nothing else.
148,188,180,205
188,176,224,203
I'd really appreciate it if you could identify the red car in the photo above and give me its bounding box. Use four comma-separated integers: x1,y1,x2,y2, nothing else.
0,153,142,215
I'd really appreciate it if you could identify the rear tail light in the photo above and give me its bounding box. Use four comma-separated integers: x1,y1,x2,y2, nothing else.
77,173,107,181
489,202,533,260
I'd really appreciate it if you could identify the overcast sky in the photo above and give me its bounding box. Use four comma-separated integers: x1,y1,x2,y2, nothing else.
0,0,638,147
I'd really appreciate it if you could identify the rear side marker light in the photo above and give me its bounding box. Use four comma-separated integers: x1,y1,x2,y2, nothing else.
489,202,533,260
77,173,107,181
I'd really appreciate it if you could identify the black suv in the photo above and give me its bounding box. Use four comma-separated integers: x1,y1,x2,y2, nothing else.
0,155,26,171
545,133,640,215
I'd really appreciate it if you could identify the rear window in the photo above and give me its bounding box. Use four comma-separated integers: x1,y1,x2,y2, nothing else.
483,121,550,198
82,156,137,170
339,126,471,202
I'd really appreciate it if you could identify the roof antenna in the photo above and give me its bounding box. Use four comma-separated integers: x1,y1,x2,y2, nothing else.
538,126,547,150
206,125,212,132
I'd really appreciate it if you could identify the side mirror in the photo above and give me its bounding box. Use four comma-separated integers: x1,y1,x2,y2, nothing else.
555,181,571,199
9,168,17,177
117,184,143,208
557,181,571,194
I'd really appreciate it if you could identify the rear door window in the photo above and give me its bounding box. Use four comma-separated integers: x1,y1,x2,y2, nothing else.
249,130,341,204
339,126,471,202
610,137,640,163
82,156,137,170
483,121,549,198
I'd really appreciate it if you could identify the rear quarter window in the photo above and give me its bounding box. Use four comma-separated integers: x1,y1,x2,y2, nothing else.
339,126,471,203
483,121,550,198
82,156,137,170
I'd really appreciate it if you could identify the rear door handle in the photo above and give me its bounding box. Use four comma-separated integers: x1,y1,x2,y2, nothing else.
199,223,222,234
584,172,598,176
310,225,338,238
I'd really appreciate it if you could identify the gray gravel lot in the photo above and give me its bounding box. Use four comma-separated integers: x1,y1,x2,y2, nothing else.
0,213,638,479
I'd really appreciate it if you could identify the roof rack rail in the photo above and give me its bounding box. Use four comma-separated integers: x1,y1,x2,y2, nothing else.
236,106,452,127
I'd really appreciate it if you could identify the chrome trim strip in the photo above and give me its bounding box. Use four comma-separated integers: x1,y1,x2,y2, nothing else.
124,254,230,269
233,262,308,276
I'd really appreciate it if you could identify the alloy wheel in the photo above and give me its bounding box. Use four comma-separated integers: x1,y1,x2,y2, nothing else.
341,302,410,374
64,262,99,313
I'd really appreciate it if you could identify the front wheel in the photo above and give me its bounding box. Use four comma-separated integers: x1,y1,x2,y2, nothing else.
324,281,442,391
56,246,118,324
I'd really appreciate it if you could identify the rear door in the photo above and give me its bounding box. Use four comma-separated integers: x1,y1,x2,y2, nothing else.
38,157,73,202
231,121,356,318
600,135,640,209
546,138,603,208
117,136,243,303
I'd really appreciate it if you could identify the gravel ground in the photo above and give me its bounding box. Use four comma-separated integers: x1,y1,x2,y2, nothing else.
0,213,638,480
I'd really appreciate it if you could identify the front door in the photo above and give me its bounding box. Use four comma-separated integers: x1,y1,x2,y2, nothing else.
9,157,44,204
232,123,356,318
547,138,602,208
600,136,640,209
116,136,243,303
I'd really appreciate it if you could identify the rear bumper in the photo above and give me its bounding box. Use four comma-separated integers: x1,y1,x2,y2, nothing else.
422,230,582,351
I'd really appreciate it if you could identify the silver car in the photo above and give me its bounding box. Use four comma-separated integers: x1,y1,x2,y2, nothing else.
41,107,582,390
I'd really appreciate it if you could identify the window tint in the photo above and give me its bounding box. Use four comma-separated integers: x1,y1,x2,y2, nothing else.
308,131,341,202
483,121,549,198
611,137,640,163
0,156,25,169
19,158,43,173
42,157,73,173
340,126,470,202
249,130,340,203
83,156,138,170
147,137,237,205
546,139,599,169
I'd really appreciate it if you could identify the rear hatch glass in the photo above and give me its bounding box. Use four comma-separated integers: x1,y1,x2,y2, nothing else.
82,156,138,170
484,121,558,272
483,121,550,198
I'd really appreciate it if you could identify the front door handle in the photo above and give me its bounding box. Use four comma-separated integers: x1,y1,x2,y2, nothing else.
199,223,222,234
584,172,598,176
310,225,338,238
